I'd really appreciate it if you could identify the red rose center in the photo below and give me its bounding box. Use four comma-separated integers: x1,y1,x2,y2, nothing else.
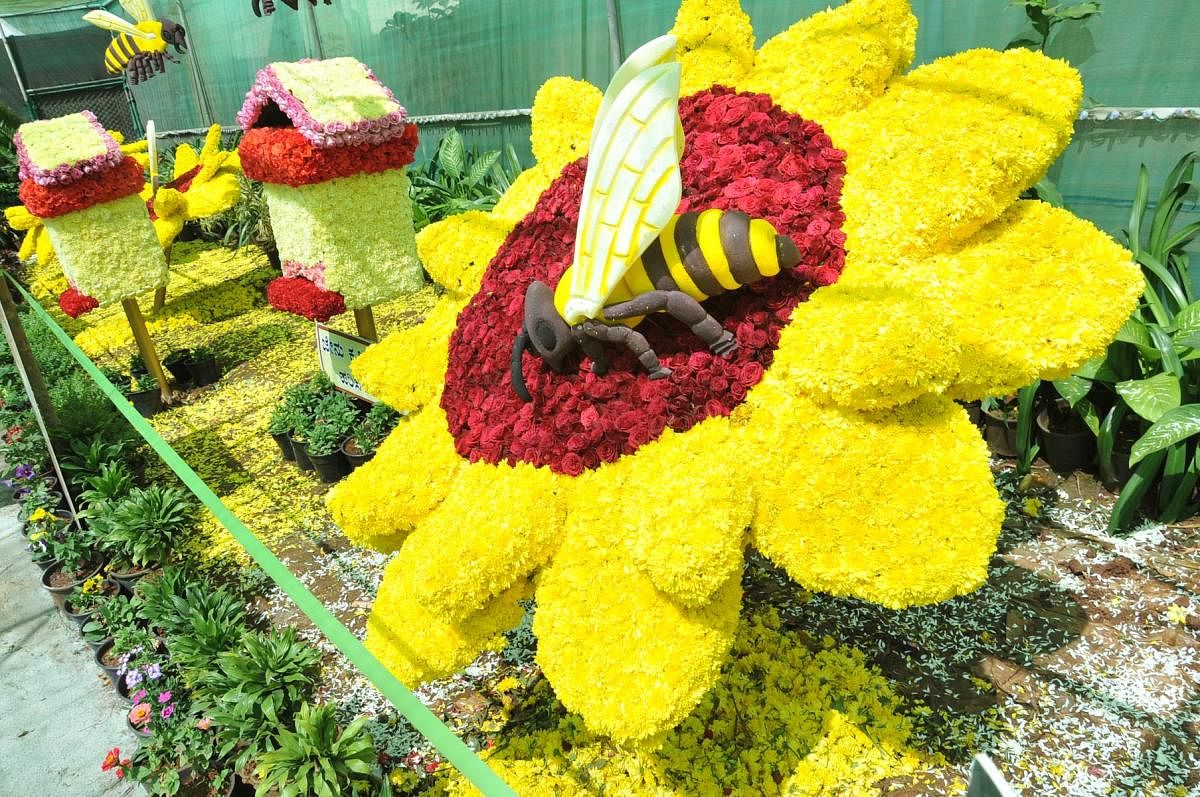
442,88,847,475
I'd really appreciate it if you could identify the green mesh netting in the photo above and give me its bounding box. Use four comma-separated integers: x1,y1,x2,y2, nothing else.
0,0,1196,245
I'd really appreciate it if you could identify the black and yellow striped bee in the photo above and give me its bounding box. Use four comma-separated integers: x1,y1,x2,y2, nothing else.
510,35,801,402
83,1,187,85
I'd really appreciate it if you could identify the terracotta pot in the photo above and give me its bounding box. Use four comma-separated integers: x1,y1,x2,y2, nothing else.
1036,408,1095,472
40,559,104,611
983,408,1019,458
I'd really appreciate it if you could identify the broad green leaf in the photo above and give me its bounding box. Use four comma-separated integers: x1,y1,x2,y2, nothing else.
1174,300,1200,339
1053,376,1091,407
1174,331,1200,350
1055,2,1101,19
1076,398,1100,436
438,131,465,180
1114,316,1151,348
1147,324,1184,376
465,150,500,187
1074,354,1122,383
1129,404,1200,465
1109,450,1166,534
1032,178,1064,208
1116,373,1181,422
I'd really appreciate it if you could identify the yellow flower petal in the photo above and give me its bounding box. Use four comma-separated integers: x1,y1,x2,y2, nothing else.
771,284,959,409
351,294,465,413
534,517,741,743
740,0,916,121
749,390,1002,608
366,566,531,685
173,143,200,178
416,210,513,298
529,77,602,169
669,0,755,95
829,47,1082,266
391,461,563,620
326,406,462,551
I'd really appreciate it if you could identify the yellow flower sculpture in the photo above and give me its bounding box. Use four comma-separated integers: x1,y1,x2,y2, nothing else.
329,0,1142,745
141,124,242,249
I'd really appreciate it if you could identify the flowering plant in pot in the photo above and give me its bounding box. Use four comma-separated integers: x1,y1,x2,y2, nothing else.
109,696,236,796
18,481,62,523
97,625,159,685
305,392,357,483
255,702,378,797
93,485,196,587
63,572,121,625
342,403,400,470
82,590,137,650
39,521,105,609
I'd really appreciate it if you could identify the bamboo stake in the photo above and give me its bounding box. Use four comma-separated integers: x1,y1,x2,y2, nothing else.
152,286,167,312
353,306,378,342
121,297,171,403
0,275,58,428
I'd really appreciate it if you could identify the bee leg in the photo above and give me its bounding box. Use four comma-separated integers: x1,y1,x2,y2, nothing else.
603,290,738,359
579,320,670,380
575,332,609,376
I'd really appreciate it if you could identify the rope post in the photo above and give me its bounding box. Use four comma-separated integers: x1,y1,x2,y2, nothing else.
353,306,378,342
121,297,171,403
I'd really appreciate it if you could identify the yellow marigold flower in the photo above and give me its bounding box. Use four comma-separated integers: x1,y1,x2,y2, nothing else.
339,0,1143,750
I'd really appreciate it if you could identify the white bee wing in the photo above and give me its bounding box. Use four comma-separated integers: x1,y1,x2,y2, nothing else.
118,0,155,24
83,10,155,39
562,37,683,325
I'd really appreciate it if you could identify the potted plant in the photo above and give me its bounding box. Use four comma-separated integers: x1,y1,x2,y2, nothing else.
96,625,160,686
194,628,320,776
187,346,221,388
981,395,1020,457
266,402,296,462
305,392,357,483
125,372,163,418
39,522,105,610
342,404,400,470
79,461,135,509
1036,397,1095,472
59,434,130,496
278,376,332,472
255,702,378,797
18,481,62,523
164,349,195,387
63,573,122,625
82,591,138,651
99,366,134,394
94,485,196,588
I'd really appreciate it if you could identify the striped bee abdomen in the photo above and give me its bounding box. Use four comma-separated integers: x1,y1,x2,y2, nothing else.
104,34,141,74
626,209,802,303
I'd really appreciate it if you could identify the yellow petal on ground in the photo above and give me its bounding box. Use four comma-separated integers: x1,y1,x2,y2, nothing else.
390,461,564,621
327,406,462,552
530,76,602,169
604,419,750,607
828,47,1082,268
351,294,465,413
366,565,531,686
781,710,927,796
747,388,1002,609
770,284,959,410
669,0,755,95
534,516,742,744
740,0,916,121
416,210,513,298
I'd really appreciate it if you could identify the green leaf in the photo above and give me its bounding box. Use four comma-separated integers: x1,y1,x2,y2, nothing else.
1114,316,1151,348
1054,2,1101,19
1032,178,1064,207
1005,35,1042,49
465,150,500,188
1161,450,1200,522
1074,354,1122,383
1116,373,1181,422
1076,397,1100,436
1174,299,1200,340
1097,402,1125,484
1158,443,1189,517
437,130,465,180
1052,375,1091,407
1127,165,1149,256
1129,404,1200,465
1109,450,1166,534
1147,324,1184,377
1138,252,1189,316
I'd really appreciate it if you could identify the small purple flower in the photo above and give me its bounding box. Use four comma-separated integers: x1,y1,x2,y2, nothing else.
144,663,161,681
14,465,34,480
160,704,175,719
156,690,172,704
125,669,142,688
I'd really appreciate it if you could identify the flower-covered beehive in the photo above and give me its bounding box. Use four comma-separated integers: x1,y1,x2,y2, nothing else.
328,0,1144,755
14,111,167,307
237,57,423,322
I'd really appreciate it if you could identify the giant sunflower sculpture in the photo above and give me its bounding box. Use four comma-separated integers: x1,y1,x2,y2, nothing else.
329,0,1141,745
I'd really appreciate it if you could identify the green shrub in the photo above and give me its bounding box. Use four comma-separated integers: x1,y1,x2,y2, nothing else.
257,703,377,797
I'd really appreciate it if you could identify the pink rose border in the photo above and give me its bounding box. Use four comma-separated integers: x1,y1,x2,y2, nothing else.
14,111,123,188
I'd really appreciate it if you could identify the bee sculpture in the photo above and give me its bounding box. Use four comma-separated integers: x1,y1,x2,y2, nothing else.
511,35,802,402
83,1,186,85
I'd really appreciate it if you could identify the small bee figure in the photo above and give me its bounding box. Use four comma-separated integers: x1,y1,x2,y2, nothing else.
252,0,333,18
510,35,802,402
83,1,187,85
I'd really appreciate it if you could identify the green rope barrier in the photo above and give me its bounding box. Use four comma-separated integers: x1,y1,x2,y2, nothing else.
7,274,516,797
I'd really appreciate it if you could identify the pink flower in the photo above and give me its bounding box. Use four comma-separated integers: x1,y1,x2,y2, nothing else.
128,703,152,727
157,691,172,704
161,704,175,719
196,717,213,730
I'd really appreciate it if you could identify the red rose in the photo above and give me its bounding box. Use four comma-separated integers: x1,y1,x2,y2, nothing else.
560,453,585,476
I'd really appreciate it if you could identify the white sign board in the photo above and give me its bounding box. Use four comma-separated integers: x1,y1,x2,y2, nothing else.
315,323,378,404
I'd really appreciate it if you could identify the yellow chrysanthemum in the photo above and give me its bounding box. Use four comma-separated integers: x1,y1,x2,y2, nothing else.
329,0,1141,751
143,124,242,249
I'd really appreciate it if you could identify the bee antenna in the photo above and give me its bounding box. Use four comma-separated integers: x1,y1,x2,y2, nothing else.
511,329,533,403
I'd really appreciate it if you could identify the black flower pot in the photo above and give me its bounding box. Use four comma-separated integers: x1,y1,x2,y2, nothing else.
341,437,374,471
164,351,194,386
309,450,350,483
983,409,1019,458
188,356,220,387
129,389,162,418
271,431,296,462
95,638,122,682
290,438,314,471
1036,408,1095,473
109,563,158,591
